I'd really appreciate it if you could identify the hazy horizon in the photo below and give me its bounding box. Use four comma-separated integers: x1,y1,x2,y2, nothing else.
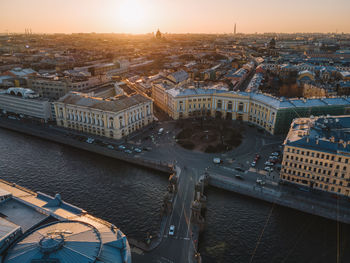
1,0,350,34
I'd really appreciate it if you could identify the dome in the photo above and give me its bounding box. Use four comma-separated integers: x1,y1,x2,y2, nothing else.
4,221,102,263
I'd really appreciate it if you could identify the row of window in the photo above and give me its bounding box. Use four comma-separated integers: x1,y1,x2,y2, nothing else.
285,147,349,163
284,156,348,170
283,165,345,182
283,168,348,182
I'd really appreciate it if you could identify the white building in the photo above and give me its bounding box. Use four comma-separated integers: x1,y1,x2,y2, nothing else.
0,88,52,121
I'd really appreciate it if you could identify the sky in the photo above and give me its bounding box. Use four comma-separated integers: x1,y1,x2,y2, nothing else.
1,0,350,34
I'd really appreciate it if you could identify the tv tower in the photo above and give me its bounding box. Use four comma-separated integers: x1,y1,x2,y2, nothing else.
234,23,237,35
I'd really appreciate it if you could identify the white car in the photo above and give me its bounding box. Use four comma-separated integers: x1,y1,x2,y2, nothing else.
169,225,175,236
256,179,266,185
264,167,274,172
107,145,114,150
134,148,142,153
86,138,94,144
271,152,279,156
264,161,273,166
251,161,256,167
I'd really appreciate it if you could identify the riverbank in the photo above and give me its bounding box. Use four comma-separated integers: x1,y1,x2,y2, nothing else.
209,173,350,224
0,118,174,174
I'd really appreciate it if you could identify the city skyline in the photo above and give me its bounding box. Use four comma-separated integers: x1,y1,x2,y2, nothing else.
1,0,350,34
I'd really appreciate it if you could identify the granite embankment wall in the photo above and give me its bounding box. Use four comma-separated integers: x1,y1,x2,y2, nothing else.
209,174,350,224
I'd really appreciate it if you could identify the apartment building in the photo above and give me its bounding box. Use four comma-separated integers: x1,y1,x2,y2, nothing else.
280,116,350,197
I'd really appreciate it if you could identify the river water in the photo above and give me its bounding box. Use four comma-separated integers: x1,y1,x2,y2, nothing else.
0,128,349,263
0,128,168,240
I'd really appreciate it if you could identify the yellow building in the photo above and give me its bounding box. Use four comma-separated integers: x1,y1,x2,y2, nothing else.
280,116,350,197
54,92,153,139
152,86,278,134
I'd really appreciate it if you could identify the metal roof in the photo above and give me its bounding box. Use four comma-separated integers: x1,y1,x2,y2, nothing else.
5,221,102,263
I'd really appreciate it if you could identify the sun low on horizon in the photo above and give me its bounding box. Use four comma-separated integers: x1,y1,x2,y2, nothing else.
117,0,151,33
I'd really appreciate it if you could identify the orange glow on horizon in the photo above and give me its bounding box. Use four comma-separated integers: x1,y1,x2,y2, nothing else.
1,0,350,34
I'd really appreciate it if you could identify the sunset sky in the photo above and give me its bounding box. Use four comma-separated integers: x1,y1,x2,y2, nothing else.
1,0,350,34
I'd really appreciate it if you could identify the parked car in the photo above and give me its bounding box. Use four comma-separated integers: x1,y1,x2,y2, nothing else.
143,147,152,151
118,145,126,150
124,149,132,154
264,161,273,166
255,154,260,159
235,174,243,180
107,145,114,150
86,138,95,144
134,148,142,153
251,161,256,167
213,158,222,164
169,225,175,236
264,167,274,172
271,152,279,156
256,179,266,185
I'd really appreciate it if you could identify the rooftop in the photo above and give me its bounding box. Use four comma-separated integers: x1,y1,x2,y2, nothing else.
285,115,350,155
57,92,151,112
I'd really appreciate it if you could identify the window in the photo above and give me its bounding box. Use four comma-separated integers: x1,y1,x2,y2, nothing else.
238,102,244,112
228,101,233,110
217,100,222,109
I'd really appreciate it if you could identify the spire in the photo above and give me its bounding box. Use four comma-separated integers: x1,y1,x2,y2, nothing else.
156,28,162,39
234,23,237,35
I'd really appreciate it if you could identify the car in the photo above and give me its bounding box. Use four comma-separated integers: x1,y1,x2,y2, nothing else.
169,225,175,236
256,179,266,185
235,174,243,180
234,167,244,172
251,161,256,167
213,158,222,164
255,154,260,159
158,128,164,135
124,149,133,154
86,138,95,144
107,145,114,150
264,167,274,172
264,161,273,166
118,145,126,150
271,152,279,156
269,156,278,160
134,148,142,153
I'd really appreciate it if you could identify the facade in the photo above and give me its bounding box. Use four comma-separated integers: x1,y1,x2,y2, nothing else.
0,88,52,121
54,92,153,139
302,83,327,98
280,116,350,197
152,85,350,135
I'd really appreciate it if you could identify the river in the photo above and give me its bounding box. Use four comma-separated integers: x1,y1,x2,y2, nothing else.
0,128,349,263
